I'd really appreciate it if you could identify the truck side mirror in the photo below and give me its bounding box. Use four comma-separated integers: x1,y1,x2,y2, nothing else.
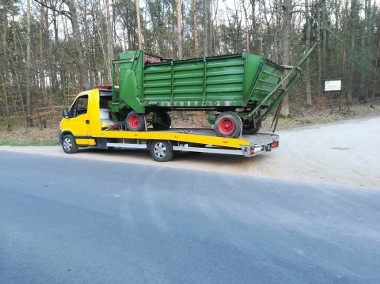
63,108,70,118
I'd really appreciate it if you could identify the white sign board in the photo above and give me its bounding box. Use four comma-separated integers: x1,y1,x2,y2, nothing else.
324,80,342,91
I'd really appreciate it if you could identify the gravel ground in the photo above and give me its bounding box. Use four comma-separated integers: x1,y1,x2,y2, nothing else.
1,116,379,190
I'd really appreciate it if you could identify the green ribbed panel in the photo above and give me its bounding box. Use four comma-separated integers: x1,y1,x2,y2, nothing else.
249,62,283,106
142,54,257,107
116,51,283,111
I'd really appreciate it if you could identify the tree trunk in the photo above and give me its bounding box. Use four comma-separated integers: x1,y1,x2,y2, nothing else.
316,1,323,97
372,38,379,103
39,4,46,100
250,0,257,53
106,0,114,82
203,0,209,57
82,1,94,87
242,0,250,52
175,0,183,59
280,0,293,116
1,4,10,118
192,0,199,57
304,0,312,106
51,7,59,91
273,0,281,63
321,0,327,79
136,0,142,49
65,0,88,90
342,0,348,83
210,0,218,55
346,0,360,104
11,15,26,116
359,0,371,103
358,37,369,103
26,0,33,127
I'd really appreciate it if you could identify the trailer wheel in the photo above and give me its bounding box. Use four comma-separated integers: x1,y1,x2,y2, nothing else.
62,134,78,154
150,140,174,162
126,111,145,131
153,111,171,130
215,112,242,138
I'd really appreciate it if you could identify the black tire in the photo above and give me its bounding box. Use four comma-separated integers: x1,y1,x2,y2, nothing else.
62,134,78,154
153,111,171,130
243,119,261,135
126,111,145,131
214,111,242,138
150,140,174,162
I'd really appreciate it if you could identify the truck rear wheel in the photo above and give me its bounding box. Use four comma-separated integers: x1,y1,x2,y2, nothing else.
126,111,145,131
214,112,242,138
62,134,78,154
150,140,174,162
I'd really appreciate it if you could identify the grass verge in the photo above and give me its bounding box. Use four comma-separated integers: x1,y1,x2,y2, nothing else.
0,140,60,146
0,127,60,146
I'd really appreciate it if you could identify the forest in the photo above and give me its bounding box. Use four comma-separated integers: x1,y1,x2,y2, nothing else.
0,0,379,128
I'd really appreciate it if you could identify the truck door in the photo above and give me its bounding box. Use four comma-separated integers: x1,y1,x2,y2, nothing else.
67,94,92,145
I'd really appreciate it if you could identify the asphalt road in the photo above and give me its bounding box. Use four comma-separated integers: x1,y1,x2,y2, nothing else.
1,151,380,283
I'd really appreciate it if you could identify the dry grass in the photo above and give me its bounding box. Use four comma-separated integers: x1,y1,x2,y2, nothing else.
0,114,61,145
262,102,380,132
0,127,60,146
0,102,379,145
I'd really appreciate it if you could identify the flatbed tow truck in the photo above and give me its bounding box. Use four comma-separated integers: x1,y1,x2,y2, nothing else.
59,87,279,162
59,44,319,161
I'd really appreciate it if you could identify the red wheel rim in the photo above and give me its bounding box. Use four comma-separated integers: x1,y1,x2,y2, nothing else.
128,115,140,129
218,117,234,136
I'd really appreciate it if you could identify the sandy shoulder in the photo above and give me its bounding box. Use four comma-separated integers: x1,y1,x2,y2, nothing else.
1,117,379,190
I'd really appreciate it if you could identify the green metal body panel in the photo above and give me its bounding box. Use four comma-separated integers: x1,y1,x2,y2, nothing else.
110,51,145,115
111,51,283,115
110,42,318,123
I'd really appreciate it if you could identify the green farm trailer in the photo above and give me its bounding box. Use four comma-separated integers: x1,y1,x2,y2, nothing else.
110,43,317,138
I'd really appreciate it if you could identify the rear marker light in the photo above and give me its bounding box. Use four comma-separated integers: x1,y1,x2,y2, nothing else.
96,84,112,90
271,141,279,148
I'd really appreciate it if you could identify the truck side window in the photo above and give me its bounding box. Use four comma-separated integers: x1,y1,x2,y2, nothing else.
69,95,88,118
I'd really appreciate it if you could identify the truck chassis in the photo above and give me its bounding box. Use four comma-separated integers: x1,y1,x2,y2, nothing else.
60,128,279,162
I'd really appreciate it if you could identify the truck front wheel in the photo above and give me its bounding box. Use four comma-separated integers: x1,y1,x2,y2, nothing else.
126,111,145,131
62,134,78,154
150,140,174,162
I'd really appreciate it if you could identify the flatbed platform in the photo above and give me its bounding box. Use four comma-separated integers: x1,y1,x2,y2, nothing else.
90,127,280,161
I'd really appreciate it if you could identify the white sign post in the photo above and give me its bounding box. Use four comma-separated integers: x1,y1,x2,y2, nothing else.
324,80,343,112
324,80,342,92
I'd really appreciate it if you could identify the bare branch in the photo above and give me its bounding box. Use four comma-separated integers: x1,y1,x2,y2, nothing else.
33,0,71,20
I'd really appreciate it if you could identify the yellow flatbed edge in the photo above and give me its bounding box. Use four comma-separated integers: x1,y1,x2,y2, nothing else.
92,130,250,149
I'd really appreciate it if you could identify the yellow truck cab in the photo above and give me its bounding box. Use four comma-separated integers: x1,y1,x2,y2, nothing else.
60,87,112,150
59,86,279,161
